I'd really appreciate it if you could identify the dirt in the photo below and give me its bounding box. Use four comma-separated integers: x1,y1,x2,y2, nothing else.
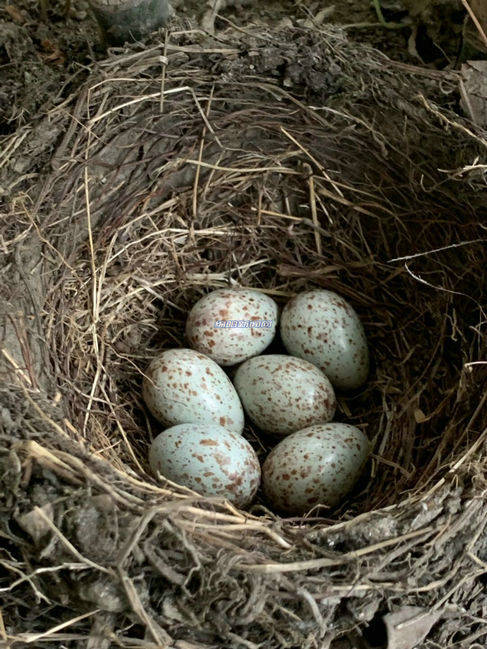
0,0,484,139
0,0,96,133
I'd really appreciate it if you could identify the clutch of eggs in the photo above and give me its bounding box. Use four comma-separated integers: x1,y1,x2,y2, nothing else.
143,286,371,513
185,288,278,365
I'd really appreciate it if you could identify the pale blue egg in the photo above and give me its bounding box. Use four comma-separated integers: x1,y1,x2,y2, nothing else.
149,423,261,507
262,423,370,514
143,348,244,434
280,290,369,390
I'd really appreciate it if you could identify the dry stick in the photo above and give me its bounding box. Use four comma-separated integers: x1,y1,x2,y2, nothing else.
117,507,159,566
74,454,218,511
461,0,487,49
459,77,477,123
468,550,487,571
18,384,70,439
34,506,111,574
183,159,300,175
1,347,34,388
370,452,413,478
11,633,94,644
179,526,255,554
298,588,326,638
83,97,103,437
202,0,223,33
303,163,322,256
189,87,222,148
450,163,487,175
0,130,29,170
89,86,192,125
466,518,487,570
449,391,487,455
253,208,301,221
311,575,454,597
417,94,487,149
84,147,98,331
257,186,263,226
227,632,260,649
20,440,82,484
193,86,215,218
238,525,435,573
281,127,345,198
0,557,50,603
422,427,487,500
118,569,172,647
0,212,32,249
432,568,487,612
104,224,222,265
186,521,292,549
83,343,103,436
22,609,101,644
56,453,149,508
24,206,76,272
317,184,386,219
2,563,91,595
176,520,257,548
0,610,6,641
223,499,257,521
180,506,250,522
97,43,169,67
418,382,487,486
159,29,169,114
388,238,487,263
282,129,389,217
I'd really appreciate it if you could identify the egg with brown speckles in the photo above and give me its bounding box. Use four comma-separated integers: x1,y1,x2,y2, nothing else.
149,423,261,507
185,288,278,366
262,423,370,514
280,290,369,390
142,348,244,434
234,354,336,436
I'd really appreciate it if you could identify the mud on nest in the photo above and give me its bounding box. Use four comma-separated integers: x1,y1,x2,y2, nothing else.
1,25,487,649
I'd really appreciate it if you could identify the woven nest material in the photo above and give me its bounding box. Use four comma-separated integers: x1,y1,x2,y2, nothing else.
1,25,487,649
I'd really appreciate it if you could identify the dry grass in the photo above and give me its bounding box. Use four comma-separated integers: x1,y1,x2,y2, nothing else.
1,24,487,649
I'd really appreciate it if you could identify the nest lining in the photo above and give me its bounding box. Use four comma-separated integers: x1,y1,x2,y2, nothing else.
1,25,487,649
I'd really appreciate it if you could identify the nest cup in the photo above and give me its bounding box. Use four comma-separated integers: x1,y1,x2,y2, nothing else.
2,26,487,647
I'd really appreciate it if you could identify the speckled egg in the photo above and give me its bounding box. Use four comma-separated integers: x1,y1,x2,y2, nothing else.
280,290,369,390
185,288,278,366
234,354,336,436
262,423,370,514
149,423,261,507
142,348,244,434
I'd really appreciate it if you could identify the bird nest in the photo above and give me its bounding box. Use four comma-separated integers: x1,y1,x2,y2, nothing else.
1,25,487,649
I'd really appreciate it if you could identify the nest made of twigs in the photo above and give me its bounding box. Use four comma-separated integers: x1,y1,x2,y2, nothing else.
1,25,487,649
